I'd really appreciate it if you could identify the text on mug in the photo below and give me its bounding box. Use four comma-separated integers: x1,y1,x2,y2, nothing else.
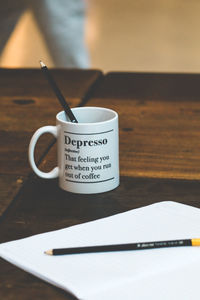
64,135,108,149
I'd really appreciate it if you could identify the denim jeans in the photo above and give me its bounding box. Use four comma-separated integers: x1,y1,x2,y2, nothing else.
0,0,89,68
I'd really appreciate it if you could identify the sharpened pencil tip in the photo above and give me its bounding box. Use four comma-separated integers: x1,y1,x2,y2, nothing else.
39,60,46,68
44,249,53,255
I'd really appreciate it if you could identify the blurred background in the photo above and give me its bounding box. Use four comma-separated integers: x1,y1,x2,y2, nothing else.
0,0,200,73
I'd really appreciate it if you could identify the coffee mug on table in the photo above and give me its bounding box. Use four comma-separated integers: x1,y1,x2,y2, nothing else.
29,107,119,194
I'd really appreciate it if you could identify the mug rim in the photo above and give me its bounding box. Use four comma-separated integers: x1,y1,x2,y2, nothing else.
56,106,118,125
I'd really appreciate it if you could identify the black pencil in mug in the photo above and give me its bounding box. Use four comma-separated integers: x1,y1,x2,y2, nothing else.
44,238,200,255
39,60,78,123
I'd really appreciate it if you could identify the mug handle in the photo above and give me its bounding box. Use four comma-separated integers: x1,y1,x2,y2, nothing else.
28,126,59,179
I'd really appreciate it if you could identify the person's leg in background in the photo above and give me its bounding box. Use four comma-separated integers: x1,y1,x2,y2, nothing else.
30,0,90,68
0,0,26,56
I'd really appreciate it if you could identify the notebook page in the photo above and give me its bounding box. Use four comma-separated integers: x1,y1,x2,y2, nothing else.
1,201,200,300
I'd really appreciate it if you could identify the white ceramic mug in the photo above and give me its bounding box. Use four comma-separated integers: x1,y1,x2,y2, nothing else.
29,107,119,194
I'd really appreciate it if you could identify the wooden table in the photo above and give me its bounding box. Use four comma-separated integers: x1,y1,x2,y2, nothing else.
1,69,200,299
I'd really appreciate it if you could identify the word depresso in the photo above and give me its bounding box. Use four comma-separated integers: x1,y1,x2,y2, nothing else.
64,135,108,149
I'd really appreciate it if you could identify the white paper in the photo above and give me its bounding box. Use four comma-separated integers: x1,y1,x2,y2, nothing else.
1,201,200,300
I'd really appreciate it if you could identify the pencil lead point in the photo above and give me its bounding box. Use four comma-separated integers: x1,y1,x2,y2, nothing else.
39,60,46,68
44,249,53,255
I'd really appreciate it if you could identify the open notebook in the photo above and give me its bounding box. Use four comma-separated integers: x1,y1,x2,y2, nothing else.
1,201,200,300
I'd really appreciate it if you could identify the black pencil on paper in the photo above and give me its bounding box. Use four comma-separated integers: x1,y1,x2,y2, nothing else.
44,238,200,255
39,60,78,123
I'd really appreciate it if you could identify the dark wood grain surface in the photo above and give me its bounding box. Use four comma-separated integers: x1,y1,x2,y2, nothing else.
87,72,200,180
1,70,200,299
0,68,102,217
